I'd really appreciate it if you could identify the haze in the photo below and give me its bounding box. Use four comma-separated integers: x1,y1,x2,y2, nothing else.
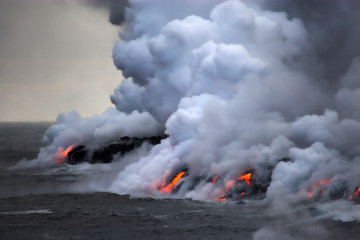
0,0,122,121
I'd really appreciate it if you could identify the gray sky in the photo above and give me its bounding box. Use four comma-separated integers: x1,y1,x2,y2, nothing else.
0,0,122,121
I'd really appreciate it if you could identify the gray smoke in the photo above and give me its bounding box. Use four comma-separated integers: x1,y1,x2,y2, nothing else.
263,0,360,84
16,0,360,207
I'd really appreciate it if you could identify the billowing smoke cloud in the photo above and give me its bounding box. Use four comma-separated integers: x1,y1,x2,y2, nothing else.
17,0,360,206
12,109,163,169
262,0,360,83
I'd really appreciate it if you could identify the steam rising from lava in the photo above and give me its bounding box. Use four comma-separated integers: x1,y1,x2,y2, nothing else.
15,0,360,204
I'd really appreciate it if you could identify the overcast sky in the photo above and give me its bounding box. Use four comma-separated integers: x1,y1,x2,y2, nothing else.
0,0,122,121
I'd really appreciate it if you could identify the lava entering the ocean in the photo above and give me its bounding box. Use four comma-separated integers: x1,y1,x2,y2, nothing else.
349,187,360,200
212,176,219,184
219,171,253,201
158,170,188,193
307,179,331,198
239,172,252,186
225,172,253,191
57,145,74,164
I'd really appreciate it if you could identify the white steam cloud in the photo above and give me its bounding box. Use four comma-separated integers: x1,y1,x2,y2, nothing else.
15,0,360,206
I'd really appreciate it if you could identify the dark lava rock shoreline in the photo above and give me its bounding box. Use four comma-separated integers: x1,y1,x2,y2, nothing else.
67,135,167,164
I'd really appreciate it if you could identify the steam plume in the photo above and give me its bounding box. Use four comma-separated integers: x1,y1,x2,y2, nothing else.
17,0,360,204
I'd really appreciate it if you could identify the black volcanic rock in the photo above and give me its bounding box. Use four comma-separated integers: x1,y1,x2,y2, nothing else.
67,135,167,165
67,145,87,165
92,138,142,164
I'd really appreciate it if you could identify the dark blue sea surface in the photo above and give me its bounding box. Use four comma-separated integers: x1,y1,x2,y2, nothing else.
0,122,54,198
0,122,52,168
1,122,360,240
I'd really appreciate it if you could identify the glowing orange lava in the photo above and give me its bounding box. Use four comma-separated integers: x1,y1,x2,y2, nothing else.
355,187,360,196
220,172,252,201
225,179,236,191
238,172,252,186
348,187,360,200
212,176,218,184
63,145,74,156
57,145,75,164
220,195,227,201
159,171,186,193
307,178,330,198
224,172,252,192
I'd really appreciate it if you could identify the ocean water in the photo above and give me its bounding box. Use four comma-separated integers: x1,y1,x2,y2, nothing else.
0,122,63,198
1,122,360,240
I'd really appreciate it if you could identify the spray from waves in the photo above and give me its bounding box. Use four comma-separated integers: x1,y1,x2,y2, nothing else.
12,0,360,206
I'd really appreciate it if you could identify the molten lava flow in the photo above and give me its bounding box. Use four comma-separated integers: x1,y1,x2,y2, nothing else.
217,171,253,201
220,195,227,201
63,145,74,156
57,145,75,164
159,171,186,193
225,179,236,191
238,172,252,186
354,187,360,196
225,172,252,191
212,176,218,184
349,186,360,200
307,178,330,198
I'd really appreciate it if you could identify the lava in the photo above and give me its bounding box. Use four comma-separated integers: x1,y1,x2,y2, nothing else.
239,172,252,186
349,186,360,200
225,179,236,191
355,187,360,196
225,172,252,191
159,171,187,193
212,176,219,184
219,171,253,201
307,178,330,198
220,195,227,201
56,145,75,164
63,145,74,156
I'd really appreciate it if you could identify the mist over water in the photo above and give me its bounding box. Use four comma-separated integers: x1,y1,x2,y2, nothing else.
0,122,53,169
7,2,360,237
3,123,360,239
